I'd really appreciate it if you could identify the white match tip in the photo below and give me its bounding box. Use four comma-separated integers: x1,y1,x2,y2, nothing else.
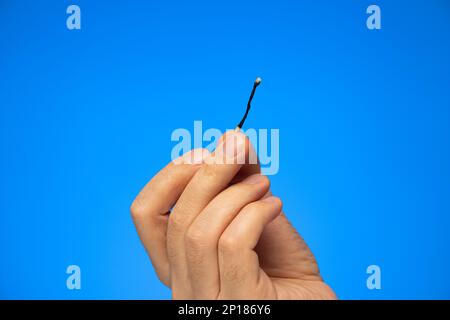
255,77,262,84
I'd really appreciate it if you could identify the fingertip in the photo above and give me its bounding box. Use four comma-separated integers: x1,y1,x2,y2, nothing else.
218,130,249,147
213,130,249,163
262,196,283,213
242,173,270,189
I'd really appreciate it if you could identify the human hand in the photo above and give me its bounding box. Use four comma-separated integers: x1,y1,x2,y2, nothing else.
131,131,336,299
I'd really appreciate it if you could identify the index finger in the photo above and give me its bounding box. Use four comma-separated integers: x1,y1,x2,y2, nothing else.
130,148,209,285
167,130,252,297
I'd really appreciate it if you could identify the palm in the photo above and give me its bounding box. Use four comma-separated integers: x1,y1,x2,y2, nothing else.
230,164,335,299
253,213,336,299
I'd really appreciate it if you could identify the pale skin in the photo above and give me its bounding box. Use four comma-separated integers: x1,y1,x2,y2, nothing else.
131,131,336,299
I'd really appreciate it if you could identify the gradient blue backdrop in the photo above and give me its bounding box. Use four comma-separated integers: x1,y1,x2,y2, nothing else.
1,0,449,299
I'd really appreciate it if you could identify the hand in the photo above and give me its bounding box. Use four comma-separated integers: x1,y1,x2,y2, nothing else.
131,131,336,299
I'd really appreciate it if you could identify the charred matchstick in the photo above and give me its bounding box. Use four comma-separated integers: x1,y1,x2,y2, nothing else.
235,77,262,131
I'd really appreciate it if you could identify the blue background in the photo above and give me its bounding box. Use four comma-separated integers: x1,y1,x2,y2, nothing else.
1,0,449,299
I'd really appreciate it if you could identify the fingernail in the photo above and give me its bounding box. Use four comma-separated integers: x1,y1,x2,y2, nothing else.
243,174,266,185
262,196,279,204
215,132,246,164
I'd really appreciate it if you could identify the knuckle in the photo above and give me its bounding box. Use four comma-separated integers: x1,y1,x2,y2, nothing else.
185,225,214,256
130,196,146,220
184,226,207,250
218,234,239,254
